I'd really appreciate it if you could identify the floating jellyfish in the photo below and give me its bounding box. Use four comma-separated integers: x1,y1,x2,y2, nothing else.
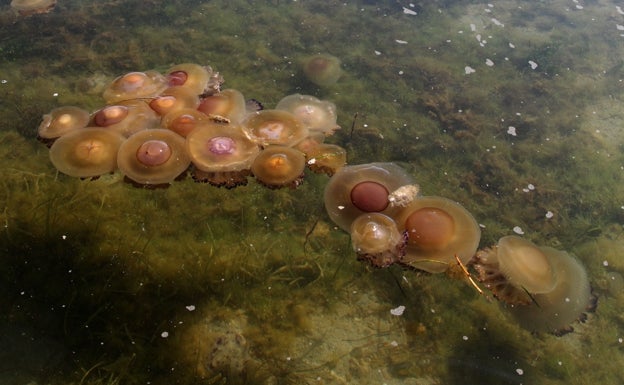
90,100,160,137
102,71,168,104
38,106,90,144
324,162,415,232
472,235,593,334
250,145,306,189
117,129,190,186
10,0,56,16
350,213,407,268
148,86,200,116
49,128,125,178
242,110,309,147
394,196,481,273
161,108,211,137
166,63,212,95
304,143,347,176
185,122,260,187
275,94,340,136
197,89,247,123
302,54,343,87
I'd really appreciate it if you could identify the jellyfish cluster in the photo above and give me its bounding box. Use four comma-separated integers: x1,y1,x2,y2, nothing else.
323,162,595,335
38,63,347,188
37,63,594,335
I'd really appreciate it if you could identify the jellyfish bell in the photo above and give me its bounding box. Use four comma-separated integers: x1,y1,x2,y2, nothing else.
185,122,260,188
302,54,343,87
324,162,415,232
38,106,90,144
117,129,190,186
102,71,168,104
394,196,480,273
90,100,160,137
49,128,125,178
148,86,200,116
305,143,347,176
197,89,247,124
242,110,309,147
275,94,340,136
10,0,56,16
166,63,212,95
161,108,210,137
472,236,592,334
251,145,306,189
350,213,407,268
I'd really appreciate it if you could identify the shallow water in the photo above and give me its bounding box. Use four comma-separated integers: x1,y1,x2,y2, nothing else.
1,0,624,384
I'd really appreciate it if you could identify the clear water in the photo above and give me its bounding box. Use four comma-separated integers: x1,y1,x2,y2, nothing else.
1,0,623,384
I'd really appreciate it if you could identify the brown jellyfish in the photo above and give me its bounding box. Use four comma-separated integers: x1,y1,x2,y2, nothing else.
117,129,190,186
148,86,200,116
90,100,160,138
161,108,211,137
37,106,90,144
185,122,260,188
302,54,343,87
242,110,309,147
10,0,56,16
394,196,481,273
49,128,125,178
471,236,592,334
275,94,340,136
251,145,306,189
324,162,416,232
350,213,407,268
197,89,247,124
102,71,168,104
304,143,347,176
166,63,212,95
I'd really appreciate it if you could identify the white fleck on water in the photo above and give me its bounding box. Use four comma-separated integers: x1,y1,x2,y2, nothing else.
485,58,494,66
390,305,406,316
507,126,517,136
465,66,476,74
513,226,524,235
395,39,408,44
528,60,538,69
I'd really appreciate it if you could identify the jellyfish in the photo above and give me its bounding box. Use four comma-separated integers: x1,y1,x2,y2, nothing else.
38,106,90,144
275,94,340,136
117,129,190,186
471,236,593,334
350,213,407,268
161,108,211,137
102,71,168,104
10,0,56,16
185,122,260,188
304,143,347,176
166,63,212,95
302,54,343,87
197,89,247,124
90,100,160,137
250,145,306,189
242,110,309,147
324,162,416,232
394,196,481,273
148,86,200,116
49,128,125,178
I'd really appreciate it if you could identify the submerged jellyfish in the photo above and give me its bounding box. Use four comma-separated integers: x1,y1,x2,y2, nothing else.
350,213,407,268
242,110,309,147
472,236,593,334
197,89,247,123
148,86,200,116
10,0,56,16
38,106,90,144
117,129,190,185
302,54,343,87
251,145,306,189
90,100,159,137
185,122,260,187
102,71,168,103
324,163,415,232
166,63,212,95
394,196,481,273
304,143,347,176
275,94,340,136
49,128,125,178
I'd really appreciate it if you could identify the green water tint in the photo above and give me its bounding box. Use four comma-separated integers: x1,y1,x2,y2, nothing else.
2,0,624,384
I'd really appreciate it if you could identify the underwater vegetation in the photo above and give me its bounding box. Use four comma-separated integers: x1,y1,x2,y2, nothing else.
1,0,624,384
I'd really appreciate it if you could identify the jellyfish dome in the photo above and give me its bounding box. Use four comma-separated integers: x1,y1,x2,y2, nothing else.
251,145,306,189
275,94,340,136
350,213,407,268
302,54,343,87
103,71,168,104
242,110,309,147
38,106,90,143
197,89,247,124
10,0,56,16
90,100,160,138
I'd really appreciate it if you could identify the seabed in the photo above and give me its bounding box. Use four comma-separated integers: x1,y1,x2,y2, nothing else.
1,0,624,384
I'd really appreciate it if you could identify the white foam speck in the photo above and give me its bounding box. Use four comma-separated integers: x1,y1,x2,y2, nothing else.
545,211,554,219
513,226,524,235
507,126,517,136
617,6,624,15
395,39,408,44
509,42,515,48
465,66,476,74
390,305,406,316
617,24,624,31
402,7,417,15
485,58,494,66
528,60,538,70
491,18,504,27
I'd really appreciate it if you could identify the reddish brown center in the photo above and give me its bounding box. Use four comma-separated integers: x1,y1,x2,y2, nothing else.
167,71,188,86
93,105,129,127
404,207,454,251
350,181,389,212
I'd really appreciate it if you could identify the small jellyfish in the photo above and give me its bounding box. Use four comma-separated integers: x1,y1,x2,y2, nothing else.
197,89,247,124
251,145,306,189
302,54,343,87
102,71,168,104
166,63,212,95
38,106,90,144
148,86,200,116
185,122,260,188
305,143,347,176
275,94,340,136
161,108,211,137
117,129,190,186
394,196,480,273
10,0,56,16
350,213,407,268
49,128,125,178
90,100,160,137
324,162,415,232
242,110,309,147
471,236,593,334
